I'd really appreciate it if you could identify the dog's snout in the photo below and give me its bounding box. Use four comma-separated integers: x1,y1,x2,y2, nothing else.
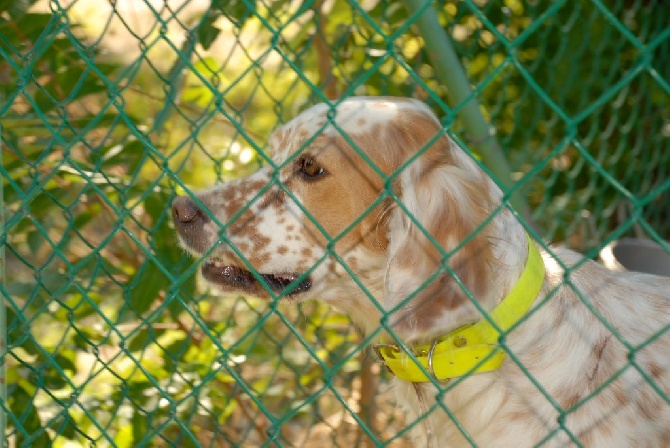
172,196,204,224
172,195,212,253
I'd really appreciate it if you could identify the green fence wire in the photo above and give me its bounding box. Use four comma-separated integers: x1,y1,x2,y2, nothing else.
1,0,669,446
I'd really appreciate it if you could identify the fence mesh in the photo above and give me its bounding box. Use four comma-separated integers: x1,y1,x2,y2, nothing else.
1,0,669,446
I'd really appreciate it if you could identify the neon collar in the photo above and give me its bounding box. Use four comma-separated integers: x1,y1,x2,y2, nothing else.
374,234,545,383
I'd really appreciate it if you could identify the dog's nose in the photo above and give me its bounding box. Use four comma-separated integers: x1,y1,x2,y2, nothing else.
172,196,203,224
172,195,211,253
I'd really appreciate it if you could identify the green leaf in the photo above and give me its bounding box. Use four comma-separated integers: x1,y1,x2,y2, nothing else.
197,15,222,51
0,0,37,18
27,229,45,254
161,334,191,365
123,259,168,321
127,327,166,352
181,57,219,108
131,410,150,446
167,290,194,322
100,140,148,178
42,352,76,389
9,384,52,447
212,0,256,27
72,202,102,231
137,193,197,321
37,268,70,296
7,307,42,356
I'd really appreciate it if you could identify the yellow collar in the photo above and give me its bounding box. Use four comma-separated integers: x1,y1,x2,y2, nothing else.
374,234,545,383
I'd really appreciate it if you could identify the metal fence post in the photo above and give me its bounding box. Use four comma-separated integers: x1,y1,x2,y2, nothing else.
0,121,7,448
400,0,535,228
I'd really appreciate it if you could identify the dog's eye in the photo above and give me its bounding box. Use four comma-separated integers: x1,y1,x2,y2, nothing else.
297,156,327,180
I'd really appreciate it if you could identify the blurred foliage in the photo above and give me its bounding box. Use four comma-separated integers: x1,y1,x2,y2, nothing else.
1,0,669,446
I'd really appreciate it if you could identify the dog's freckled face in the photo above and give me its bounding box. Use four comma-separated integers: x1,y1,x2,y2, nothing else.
172,100,398,300
172,97,501,334
172,97,670,447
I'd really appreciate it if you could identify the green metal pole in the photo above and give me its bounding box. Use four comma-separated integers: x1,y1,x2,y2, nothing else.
0,122,6,447
400,0,535,227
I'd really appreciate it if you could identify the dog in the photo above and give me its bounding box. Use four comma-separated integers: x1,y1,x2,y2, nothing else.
172,97,670,447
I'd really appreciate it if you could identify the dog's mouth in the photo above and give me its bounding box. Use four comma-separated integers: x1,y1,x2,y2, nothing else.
201,262,312,297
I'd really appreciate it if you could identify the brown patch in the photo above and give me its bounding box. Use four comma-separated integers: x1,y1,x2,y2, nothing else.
662,426,670,445
253,251,271,266
637,392,659,421
273,128,287,148
551,288,569,327
257,183,288,210
225,206,274,269
302,247,313,257
506,410,533,424
588,335,611,384
611,382,629,406
600,420,615,438
197,178,263,222
560,393,581,410
647,362,664,381
278,246,289,255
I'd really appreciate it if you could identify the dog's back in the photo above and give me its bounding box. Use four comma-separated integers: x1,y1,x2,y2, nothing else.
407,246,670,447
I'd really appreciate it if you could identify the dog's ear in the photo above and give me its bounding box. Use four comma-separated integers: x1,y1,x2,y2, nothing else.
384,132,497,341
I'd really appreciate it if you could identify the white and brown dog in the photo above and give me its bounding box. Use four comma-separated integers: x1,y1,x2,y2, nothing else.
173,97,670,447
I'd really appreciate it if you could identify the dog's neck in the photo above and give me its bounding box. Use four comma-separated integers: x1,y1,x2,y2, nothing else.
374,233,544,382
392,209,530,344
327,192,531,345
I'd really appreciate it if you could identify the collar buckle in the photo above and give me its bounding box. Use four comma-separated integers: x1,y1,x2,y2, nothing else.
372,342,399,375
372,341,441,380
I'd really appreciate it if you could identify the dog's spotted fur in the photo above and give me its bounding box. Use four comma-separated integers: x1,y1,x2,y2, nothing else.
173,97,670,447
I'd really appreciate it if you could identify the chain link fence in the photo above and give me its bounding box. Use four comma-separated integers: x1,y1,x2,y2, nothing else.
1,0,669,446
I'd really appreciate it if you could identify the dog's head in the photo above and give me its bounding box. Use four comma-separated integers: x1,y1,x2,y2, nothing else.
173,97,526,339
